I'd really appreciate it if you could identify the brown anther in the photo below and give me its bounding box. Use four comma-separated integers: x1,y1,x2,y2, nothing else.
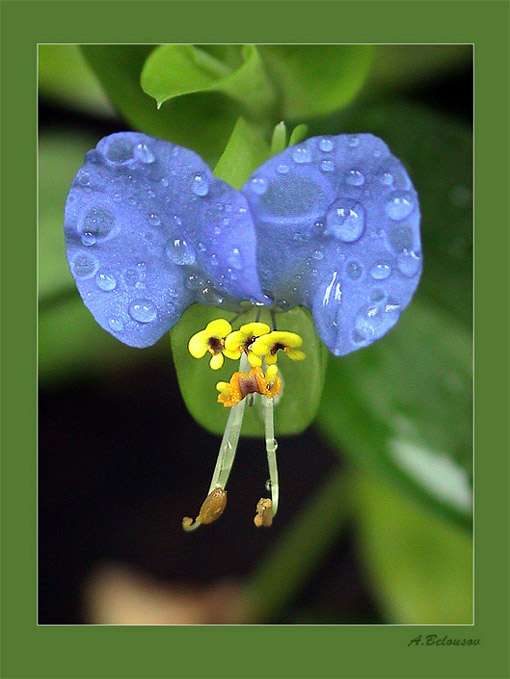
198,487,227,525
254,497,273,528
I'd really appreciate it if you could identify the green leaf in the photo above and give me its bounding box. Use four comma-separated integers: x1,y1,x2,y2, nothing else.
259,45,373,120
317,298,472,527
39,131,98,304
141,44,277,123
170,305,328,437
38,45,113,116
353,472,472,623
214,117,270,189
288,123,309,147
81,45,238,165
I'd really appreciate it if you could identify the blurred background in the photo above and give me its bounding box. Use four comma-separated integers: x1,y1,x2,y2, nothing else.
39,44,473,625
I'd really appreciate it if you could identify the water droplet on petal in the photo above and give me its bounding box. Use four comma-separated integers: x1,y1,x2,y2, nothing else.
397,250,421,277
109,318,124,332
78,172,90,187
185,273,204,290
147,213,161,226
106,138,133,163
227,248,243,270
388,223,414,252
325,199,365,242
346,261,363,280
81,232,96,247
292,146,312,164
161,177,169,187
95,271,117,291
312,249,324,261
71,252,99,279
385,192,415,220
79,207,116,240
347,136,359,148
320,160,334,172
381,172,393,185
113,192,122,202
129,299,157,323
319,138,334,152
371,262,392,280
346,170,365,186
192,173,209,196
166,238,196,266
134,143,155,164
250,177,268,195
210,253,219,266
276,164,289,174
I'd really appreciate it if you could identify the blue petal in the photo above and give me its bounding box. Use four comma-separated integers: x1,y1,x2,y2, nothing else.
242,134,422,356
65,132,264,348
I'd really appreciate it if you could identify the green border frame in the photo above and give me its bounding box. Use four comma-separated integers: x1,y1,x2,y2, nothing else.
2,1,509,678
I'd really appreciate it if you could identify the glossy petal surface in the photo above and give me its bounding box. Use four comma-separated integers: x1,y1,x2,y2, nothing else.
242,134,422,355
65,132,264,348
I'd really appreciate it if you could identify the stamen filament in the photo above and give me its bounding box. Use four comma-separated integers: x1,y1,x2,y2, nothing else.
263,385,279,517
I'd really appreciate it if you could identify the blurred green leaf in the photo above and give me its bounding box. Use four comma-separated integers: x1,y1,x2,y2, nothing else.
39,131,98,303
317,298,472,527
259,45,373,120
214,117,269,189
367,45,472,94
81,46,238,165
39,293,164,382
270,121,287,156
288,123,309,147
353,472,472,623
38,45,113,116
141,44,276,123
170,305,328,437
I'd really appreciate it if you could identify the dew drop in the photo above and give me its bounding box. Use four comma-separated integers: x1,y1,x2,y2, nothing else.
129,299,157,323
192,173,209,196
381,172,393,186
147,213,161,227
265,479,272,492
165,238,196,266
227,248,243,270
71,252,99,279
113,192,122,202
78,172,90,187
147,189,156,199
95,271,117,291
388,223,414,252
371,262,392,280
185,273,204,290
250,177,268,195
108,318,124,332
397,250,421,277
385,192,415,220
346,261,363,280
79,207,116,240
325,199,365,242
123,268,139,286
347,136,359,148
320,160,334,172
134,143,155,164
292,146,312,164
312,249,324,261
106,138,133,163
81,232,96,247
276,164,289,174
161,177,169,187
346,169,365,186
319,138,334,152
210,253,219,266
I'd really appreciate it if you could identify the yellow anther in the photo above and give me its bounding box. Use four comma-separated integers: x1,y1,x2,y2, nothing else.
265,364,279,384
182,487,227,532
188,318,240,370
216,366,282,408
225,322,270,368
250,330,306,364
254,498,273,527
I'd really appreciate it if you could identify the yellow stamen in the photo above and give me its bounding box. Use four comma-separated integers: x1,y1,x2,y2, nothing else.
254,498,273,527
250,330,306,364
182,487,227,532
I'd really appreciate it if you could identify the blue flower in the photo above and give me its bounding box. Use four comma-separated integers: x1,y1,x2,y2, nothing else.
65,131,421,356
64,130,422,529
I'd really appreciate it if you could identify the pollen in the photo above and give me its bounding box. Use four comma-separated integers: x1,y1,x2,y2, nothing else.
188,318,241,370
250,330,306,365
216,366,282,407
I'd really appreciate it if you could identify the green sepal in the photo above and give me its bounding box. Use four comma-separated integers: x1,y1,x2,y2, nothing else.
170,305,328,437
